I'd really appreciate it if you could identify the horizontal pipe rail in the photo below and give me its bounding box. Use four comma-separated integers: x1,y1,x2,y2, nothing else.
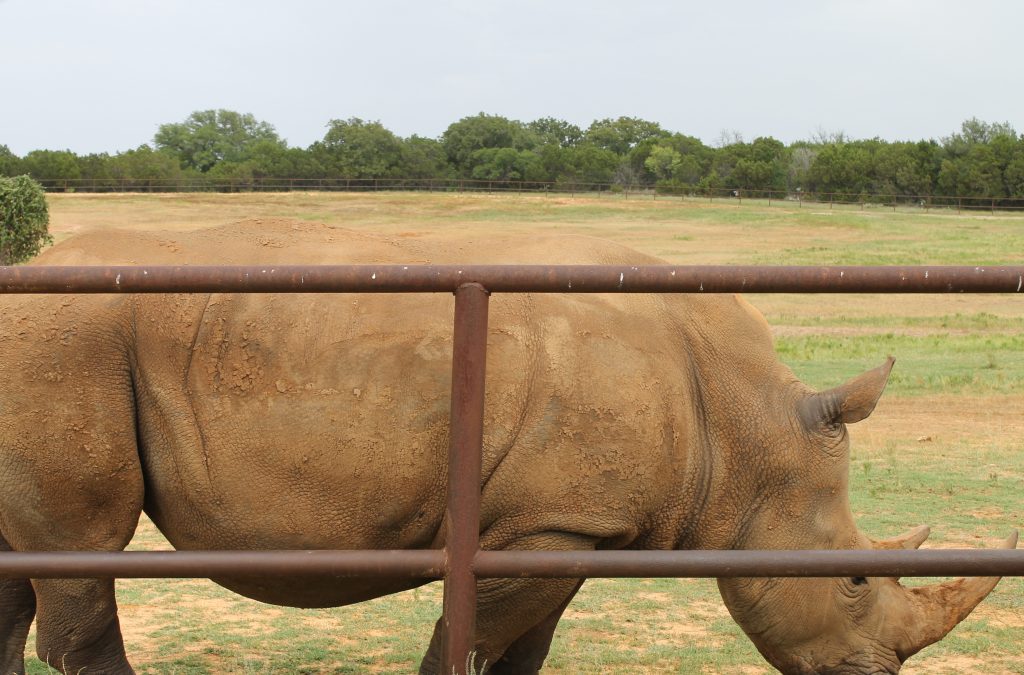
0,550,446,579
473,549,1024,578
2,549,1022,580
2,264,1024,294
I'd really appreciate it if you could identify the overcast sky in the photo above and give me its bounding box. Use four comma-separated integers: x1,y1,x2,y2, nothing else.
1,0,1021,155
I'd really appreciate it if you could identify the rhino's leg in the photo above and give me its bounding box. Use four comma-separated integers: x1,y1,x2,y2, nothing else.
0,530,36,675
419,534,592,675
486,579,584,674
31,578,134,674
24,478,141,674
1,393,143,672
419,576,584,674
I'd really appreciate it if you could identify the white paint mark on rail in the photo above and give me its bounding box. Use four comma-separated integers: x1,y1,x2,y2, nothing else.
618,272,624,289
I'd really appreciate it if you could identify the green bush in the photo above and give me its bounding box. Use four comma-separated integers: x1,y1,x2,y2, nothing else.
0,175,51,265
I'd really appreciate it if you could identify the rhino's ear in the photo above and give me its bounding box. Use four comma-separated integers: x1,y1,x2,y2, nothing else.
799,357,895,429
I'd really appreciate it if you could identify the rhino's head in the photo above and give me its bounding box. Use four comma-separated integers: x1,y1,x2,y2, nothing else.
716,358,1017,673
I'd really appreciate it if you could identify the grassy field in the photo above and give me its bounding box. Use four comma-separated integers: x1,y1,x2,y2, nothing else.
21,192,1024,673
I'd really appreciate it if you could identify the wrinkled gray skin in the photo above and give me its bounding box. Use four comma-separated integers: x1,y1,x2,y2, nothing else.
0,223,1014,674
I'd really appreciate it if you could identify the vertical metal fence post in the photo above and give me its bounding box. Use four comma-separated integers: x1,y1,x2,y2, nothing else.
441,282,490,675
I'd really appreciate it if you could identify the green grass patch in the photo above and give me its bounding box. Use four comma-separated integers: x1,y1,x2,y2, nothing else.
770,311,1022,331
776,332,1024,395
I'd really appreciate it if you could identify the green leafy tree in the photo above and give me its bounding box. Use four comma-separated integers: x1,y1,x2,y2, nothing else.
731,158,776,190
872,142,936,196
725,137,787,191
749,136,786,164
673,155,705,185
697,169,724,193
708,137,785,190
534,144,574,183
527,118,583,148
946,118,1017,147
312,118,404,178
806,142,873,196
625,137,667,185
399,136,453,179
1004,150,1024,198
709,142,749,186
0,175,51,264
8,113,1024,201
108,145,186,184
0,145,21,176
954,145,1004,197
532,144,619,184
243,140,299,178
567,145,619,184
937,121,1018,199
650,134,712,185
75,153,114,183
644,145,683,183
19,150,82,185
583,117,665,155
260,147,328,180
206,158,256,185
442,114,534,175
154,109,283,172
936,159,960,197
467,148,543,182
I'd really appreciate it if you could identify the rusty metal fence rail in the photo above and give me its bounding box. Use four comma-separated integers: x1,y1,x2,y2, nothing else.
2,263,1024,674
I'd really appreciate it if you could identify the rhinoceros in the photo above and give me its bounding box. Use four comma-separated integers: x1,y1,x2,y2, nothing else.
0,221,1015,674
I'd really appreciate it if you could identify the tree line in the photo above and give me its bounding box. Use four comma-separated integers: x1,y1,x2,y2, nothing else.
2,111,1023,201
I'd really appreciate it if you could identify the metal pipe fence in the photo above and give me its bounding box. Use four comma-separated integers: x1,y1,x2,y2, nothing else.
1,263,1023,674
32,176,1024,213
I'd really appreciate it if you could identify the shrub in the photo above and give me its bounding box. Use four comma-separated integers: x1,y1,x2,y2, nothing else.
0,175,51,265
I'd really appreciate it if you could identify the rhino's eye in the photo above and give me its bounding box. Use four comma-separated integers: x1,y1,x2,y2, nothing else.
851,576,868,586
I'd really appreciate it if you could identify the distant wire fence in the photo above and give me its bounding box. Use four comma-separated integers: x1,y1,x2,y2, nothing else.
35,177,1024,214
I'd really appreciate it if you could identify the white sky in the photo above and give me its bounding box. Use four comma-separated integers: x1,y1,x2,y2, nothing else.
1,0,1021,155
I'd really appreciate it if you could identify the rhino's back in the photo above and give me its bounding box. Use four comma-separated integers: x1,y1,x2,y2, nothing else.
20,221,780,558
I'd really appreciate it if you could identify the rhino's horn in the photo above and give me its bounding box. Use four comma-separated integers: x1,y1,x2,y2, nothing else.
873,525,931,582
872,524,930,550
899,530,1018,660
